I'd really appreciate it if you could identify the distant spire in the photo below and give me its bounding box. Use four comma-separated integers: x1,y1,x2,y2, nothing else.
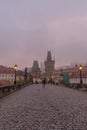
32,60,40,71
31,60,41,77
47,51,52,61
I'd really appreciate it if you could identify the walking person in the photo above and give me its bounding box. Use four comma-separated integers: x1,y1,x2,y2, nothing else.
42,78,46,87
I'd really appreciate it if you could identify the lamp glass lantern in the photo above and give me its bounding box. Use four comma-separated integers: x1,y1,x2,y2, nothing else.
79,65,83,85
14,64,18,84
79,65,83,70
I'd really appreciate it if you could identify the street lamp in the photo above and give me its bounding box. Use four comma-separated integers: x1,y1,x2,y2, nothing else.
51,75,54,84
79,65,83,85
14,64,18,84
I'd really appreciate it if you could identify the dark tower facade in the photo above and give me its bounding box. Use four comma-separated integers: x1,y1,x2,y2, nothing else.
45,51,55,77
31,60,41,78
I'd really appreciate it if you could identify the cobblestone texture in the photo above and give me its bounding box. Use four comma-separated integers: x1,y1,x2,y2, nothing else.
0,84,87,130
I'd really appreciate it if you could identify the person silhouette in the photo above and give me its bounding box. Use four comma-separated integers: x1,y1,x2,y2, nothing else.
42,78,46,87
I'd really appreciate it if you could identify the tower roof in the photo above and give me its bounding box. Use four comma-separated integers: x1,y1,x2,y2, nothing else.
32,60,40,72
47,51,52,61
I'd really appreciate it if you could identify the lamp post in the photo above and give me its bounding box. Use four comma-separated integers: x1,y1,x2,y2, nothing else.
14,64,18,84
75,64,78,84
51,75,53,84
79,65,83,85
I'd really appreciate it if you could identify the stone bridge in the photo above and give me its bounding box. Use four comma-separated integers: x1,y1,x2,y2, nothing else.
0,84,87,130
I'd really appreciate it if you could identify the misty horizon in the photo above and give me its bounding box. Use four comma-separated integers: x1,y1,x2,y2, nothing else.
0,0,87,69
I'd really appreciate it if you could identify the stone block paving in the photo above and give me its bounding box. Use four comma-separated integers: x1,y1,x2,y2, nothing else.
0,84,87,130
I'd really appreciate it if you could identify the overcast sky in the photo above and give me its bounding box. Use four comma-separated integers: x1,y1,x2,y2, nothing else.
0,0,87,69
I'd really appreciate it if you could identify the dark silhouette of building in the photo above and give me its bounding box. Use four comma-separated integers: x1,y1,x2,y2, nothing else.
45,51,55,77
31,60,41,78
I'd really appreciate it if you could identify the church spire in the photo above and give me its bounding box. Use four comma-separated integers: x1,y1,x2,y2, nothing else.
47,51,52,61
45,51,55,77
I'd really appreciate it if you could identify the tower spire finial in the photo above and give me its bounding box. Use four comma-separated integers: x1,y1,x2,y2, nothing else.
47,51,52,61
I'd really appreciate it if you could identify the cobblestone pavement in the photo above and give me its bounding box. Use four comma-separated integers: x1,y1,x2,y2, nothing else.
0,84,87,130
